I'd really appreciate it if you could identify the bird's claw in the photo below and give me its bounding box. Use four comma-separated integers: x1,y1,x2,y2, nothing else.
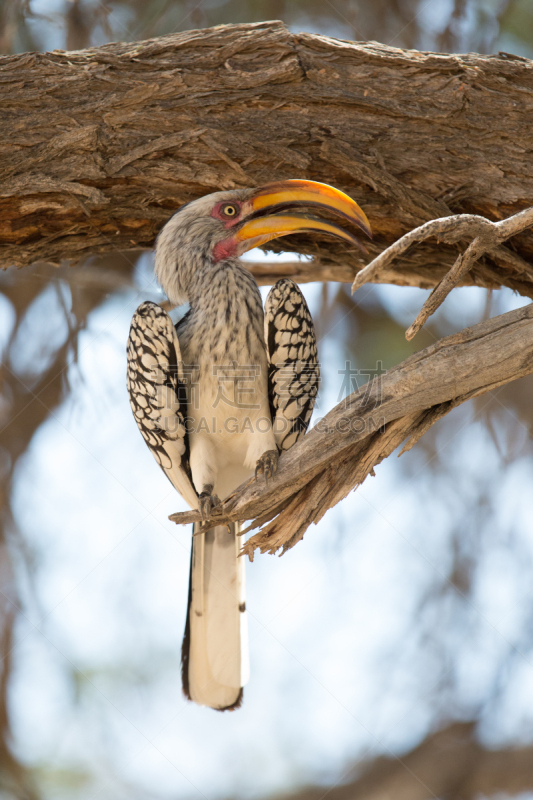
198,489,221,521
255,450,279,483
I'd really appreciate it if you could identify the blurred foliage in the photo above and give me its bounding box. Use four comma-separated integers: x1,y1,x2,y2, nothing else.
2,1,533,799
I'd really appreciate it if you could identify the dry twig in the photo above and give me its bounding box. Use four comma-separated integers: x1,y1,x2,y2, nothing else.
352,208,533,339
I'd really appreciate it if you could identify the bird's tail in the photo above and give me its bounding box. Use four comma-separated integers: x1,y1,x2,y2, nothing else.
181,522,249,710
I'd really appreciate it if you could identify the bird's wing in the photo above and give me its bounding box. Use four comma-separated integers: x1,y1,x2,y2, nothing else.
127,301,198,509
264,279,320,451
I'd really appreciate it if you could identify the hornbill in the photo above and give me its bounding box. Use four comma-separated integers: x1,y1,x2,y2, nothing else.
126,180,371,710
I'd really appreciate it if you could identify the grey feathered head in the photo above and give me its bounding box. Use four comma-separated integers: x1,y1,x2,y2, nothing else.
154,181,372,306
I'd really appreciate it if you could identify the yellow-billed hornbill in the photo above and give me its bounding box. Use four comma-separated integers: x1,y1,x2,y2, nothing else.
127,180,371,710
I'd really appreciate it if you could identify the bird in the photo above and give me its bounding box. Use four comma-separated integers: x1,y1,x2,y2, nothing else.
126,180,371,710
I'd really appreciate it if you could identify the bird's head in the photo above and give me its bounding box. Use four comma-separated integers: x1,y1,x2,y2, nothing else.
154,180,372,305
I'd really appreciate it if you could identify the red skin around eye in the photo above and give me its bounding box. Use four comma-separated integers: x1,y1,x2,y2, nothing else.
211,201,243,261
210,201,243,227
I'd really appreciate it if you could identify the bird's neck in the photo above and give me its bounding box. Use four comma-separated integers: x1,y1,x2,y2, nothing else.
179,258,265,362
188,258,262,317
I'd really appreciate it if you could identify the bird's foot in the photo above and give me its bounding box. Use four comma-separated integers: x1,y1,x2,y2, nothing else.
255,450,279,482
198,486,221,521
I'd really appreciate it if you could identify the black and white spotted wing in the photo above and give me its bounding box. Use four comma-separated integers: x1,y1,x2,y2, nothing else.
264,279,320,451
127,301,198,508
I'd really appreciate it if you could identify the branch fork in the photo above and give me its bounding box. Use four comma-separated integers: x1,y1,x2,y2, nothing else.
352,208,533,339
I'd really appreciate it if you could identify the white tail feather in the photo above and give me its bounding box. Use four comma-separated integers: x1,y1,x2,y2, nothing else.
182,523,249,710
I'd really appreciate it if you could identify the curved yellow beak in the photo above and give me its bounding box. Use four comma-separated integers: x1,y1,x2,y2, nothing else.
234,179,371,254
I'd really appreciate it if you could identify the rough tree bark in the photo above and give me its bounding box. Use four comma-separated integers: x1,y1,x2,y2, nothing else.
2,20,533,296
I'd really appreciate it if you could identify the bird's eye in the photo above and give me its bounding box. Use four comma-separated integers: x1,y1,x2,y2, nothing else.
221,204,239,218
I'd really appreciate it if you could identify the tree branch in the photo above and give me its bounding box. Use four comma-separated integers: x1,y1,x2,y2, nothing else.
2,22,533,294
352,208,533,338
170,303,533,557
244,259,355,286
277,722,533,800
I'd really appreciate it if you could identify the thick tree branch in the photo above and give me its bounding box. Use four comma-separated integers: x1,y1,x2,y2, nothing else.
2,21,533,294
170,302,533,556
